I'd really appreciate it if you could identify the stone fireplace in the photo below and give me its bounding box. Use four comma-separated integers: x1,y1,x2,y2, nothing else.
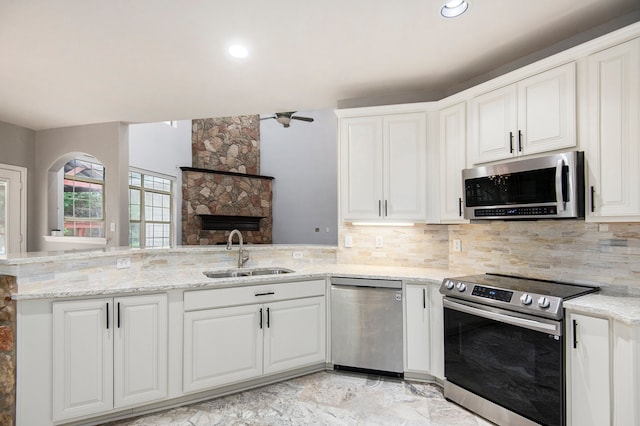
182,115,273,245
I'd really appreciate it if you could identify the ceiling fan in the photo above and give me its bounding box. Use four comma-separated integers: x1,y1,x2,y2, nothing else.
261,112,314,128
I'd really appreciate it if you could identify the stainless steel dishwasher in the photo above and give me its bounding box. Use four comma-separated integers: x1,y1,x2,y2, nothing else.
331,277,403,376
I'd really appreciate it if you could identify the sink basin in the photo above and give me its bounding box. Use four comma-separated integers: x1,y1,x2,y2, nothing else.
203,267,294,279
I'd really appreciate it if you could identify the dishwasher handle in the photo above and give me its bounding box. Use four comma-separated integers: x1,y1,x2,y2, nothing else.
331,277,401,289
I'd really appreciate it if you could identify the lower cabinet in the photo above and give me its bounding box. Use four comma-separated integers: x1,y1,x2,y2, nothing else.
567,311,610,426
52,294,168,422
183,283,326,394
404,282,444,380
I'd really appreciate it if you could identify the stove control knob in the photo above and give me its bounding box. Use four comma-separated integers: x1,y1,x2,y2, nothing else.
456,282,467,292
445,280,455,290
538,297,551,309
520,294,533,305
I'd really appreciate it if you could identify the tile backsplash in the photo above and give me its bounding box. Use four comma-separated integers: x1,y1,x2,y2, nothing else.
339,220,640,294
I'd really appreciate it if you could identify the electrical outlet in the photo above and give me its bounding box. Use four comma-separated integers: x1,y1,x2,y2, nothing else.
292,251,304,259
375,236,384,248
116,257,131,269
344,235,353,248
453,239,462,252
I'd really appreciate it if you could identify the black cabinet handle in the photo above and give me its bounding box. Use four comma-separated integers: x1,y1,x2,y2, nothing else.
255,292,275,297
518,130,523,152
590,186,596,213
384,200,388,217
106,302,110,329
422,288,426,309
267,307,271,328
572,319,578,349
378,200,382,217
259,308,263,329
458,197,463,217
117,302,121,328
509,132,514,153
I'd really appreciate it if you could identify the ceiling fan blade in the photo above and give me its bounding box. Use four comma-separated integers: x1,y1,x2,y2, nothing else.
260,116,276,121
291,116,314,122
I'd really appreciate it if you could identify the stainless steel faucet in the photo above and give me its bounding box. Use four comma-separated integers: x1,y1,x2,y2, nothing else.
227,229,249,268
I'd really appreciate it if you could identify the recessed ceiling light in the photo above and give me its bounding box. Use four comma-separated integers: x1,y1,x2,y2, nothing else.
441,0,469,18
228,44,249,59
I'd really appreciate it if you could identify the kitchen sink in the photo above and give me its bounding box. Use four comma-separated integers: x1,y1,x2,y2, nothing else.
203,267,294,279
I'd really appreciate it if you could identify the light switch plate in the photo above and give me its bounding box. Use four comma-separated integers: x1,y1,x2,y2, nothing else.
292,251,303,259
344,235,353,248
453,239,462,252
375,236,384,248
116,257,131,269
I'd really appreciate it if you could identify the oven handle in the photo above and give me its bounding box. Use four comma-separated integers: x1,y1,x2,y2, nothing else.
443,298,562,336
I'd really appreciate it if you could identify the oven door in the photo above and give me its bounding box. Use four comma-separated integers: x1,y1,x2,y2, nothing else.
444,297,564,426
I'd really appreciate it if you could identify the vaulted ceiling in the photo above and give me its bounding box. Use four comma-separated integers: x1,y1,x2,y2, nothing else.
0,0,638,130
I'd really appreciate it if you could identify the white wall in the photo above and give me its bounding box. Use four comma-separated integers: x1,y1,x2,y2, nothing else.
129,120,192,245
260,109,338,245
34,122,129,250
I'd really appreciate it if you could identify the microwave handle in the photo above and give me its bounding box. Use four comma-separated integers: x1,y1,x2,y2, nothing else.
555,159,565,212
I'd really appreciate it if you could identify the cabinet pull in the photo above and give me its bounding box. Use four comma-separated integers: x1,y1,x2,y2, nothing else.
590,186,596,213
422,288,426,309
378,200,382,217
384,200,388,217
458,197,463,217
255,291,275,297
259,308,263,329
509,132,514,153
117,302,121,328
267,307,271,328
572,319,578,348
106,302,110,330
518,130,523,152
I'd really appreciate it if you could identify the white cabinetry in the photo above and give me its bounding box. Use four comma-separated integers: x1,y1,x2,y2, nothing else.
183,280,326,393
52,294,168,422
404,282,444,380
340,112,427,221
585,38,640,221
567,311,610,426
470,62,576,164
437,102,467,223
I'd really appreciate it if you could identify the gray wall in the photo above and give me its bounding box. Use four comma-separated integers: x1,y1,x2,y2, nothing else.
34,122,129,250
260,109,338,245
0,121,36,250
129,120,192,245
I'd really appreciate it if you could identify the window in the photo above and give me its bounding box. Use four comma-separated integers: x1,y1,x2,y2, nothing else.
129,171,173,248
64,158,104,237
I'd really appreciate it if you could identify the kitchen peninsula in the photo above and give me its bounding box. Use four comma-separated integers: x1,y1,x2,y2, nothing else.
2,245,640,425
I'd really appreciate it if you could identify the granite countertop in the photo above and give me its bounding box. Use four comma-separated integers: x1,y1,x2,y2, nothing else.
564,293,640,325
10,263,457,300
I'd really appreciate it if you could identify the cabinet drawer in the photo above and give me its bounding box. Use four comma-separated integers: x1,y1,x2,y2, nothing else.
184,279,326,311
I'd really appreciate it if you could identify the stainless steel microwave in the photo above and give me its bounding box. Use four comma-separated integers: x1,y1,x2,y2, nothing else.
462,151,585,220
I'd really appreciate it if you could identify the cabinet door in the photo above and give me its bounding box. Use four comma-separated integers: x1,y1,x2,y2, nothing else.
384,113,427,220
53,299,113,421
340,116,384,220
404,284,430,373
438,103,467,223
586,38,640,220
183,304,262,393
568,312,610,426
518,62,576,156
429,284,445,379
263,296,326,375
470,84,518,164
114,294,168,408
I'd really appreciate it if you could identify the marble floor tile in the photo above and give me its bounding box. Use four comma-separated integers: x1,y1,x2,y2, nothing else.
105,371,492,425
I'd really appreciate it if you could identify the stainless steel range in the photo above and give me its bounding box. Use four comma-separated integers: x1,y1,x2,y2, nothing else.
440,273,598,426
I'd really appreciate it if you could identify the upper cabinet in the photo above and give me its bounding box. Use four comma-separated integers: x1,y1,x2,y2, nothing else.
469,62,577,165
339,112,427,222
437,102,467,223
585,38,640,221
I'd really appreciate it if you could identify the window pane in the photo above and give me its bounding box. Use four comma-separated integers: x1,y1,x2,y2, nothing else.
144,175,171,192
129,188,141,220
129,171,142,187
129,223,140,247
63,158,105,237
